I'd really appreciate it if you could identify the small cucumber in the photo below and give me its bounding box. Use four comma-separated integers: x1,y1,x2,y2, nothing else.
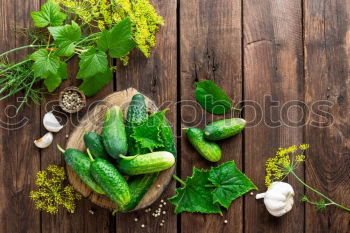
204,118,246,141
157,116,177,156
57,146,105,194
122,173,158,212
102,106,128,160
126,94,148,156
118,152,175,176
84,132,108,159
186,128,222,162
89,156,131,208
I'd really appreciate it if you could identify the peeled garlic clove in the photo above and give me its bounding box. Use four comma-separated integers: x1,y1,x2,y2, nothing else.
43,111,63,132
34,132,53,148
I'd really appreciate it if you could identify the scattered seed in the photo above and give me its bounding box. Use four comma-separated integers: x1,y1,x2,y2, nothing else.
88,209,94,215
162,220,165,223
159,204,163,208
162,211,166,215
224,220,228,224
65,134,69,138
250,192,254,196
160,223,163,227
141,224,145,228
157,184,161,188
134,218,138,222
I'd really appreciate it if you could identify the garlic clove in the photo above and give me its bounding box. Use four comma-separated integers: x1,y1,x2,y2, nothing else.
43,111,63,132
34,132,53,148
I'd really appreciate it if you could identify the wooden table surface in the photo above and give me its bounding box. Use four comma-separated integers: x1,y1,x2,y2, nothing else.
1,0,350,232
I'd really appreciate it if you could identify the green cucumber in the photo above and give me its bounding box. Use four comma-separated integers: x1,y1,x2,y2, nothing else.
57,145,105,194
204,118,246,141
122,173,158,212
84,132,108,159
126,94,148,156
157,116,177,156
102,106,128,160
118,152,175,176
89,155,131,208
186,128,222,162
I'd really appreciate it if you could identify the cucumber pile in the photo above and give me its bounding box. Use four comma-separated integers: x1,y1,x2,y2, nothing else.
58,94,176,212
185,118,246,162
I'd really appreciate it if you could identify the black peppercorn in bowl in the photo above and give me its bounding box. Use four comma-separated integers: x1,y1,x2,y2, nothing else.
59,87,86,113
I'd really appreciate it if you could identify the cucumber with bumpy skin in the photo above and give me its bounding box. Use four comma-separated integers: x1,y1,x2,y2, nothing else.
57,145,105,194
204,118,246,141
88,154,131,208
118,151,175,176
122,173,158,211
186,128,222,162
84,132,108,159
102,106,128,160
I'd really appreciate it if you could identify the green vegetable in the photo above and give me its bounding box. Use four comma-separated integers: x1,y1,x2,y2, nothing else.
209,161,257,208
169,161,257,214
195,80,238,114
83,132,108,159
118,152,175,176
102,106,128,160
122,173,158,211
185,128,221,162
57,145,105,194
155,111,177,156
126,94,148,156
204,118,246,141
88,155,131,208
169,168,222,214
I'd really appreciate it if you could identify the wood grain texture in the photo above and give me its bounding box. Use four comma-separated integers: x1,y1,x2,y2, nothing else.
179,0,243,232
243,0,305,232
304,0,350,232
0,0,41,233
114,0,178,232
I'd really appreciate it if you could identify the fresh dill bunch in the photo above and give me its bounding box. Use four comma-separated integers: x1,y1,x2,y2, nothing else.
265,144,350,213
54,0,164,58
30,165,81,214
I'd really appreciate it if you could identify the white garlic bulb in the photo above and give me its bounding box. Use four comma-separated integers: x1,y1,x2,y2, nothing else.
34,132,54,148
43,111,63,132
256,182,295,217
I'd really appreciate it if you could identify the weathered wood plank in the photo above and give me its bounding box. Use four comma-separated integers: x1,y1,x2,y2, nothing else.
0,0,41,233
304,0,350,232
179,0,243,232
243,0,304,232
115,0,177,232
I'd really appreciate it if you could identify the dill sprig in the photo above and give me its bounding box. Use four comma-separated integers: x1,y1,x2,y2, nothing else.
30,165,82,214
265,144,350,212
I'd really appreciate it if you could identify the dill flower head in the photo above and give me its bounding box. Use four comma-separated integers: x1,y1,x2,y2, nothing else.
30,165,81,214
265,144,309,188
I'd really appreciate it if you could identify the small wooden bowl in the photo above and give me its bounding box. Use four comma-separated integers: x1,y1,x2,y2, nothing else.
66,88,175,211
59,87,86,113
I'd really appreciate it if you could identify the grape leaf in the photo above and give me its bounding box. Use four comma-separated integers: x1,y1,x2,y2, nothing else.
169,168,222,214
195,80,233,114
97,18,136,58
31,1,67,28
29,49,60,78
48,21,81,56
131,111,168,152
209,161,257,208
43,62,67,92
78,69,113,96
77,48,108,79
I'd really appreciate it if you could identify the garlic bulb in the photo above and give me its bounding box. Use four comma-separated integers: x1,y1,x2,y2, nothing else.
43,111,63,132
34,132,54,148
256,182,294,217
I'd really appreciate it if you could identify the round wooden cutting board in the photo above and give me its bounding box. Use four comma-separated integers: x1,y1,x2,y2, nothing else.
66,88,176,211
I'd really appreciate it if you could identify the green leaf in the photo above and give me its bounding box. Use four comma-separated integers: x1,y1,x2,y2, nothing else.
169,169,222,214
48,21,81,56
78,69,113,96
31,1,67,28
209,161,257,208
195,80,233,114
77,48,108,79
30,49,60,78
43,62,67,92
97,18,136,58
131,111,168,152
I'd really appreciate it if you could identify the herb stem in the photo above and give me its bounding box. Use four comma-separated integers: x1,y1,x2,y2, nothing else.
0,59,31,75
0,44,44,57
290,171,350,212
173,175,186,186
